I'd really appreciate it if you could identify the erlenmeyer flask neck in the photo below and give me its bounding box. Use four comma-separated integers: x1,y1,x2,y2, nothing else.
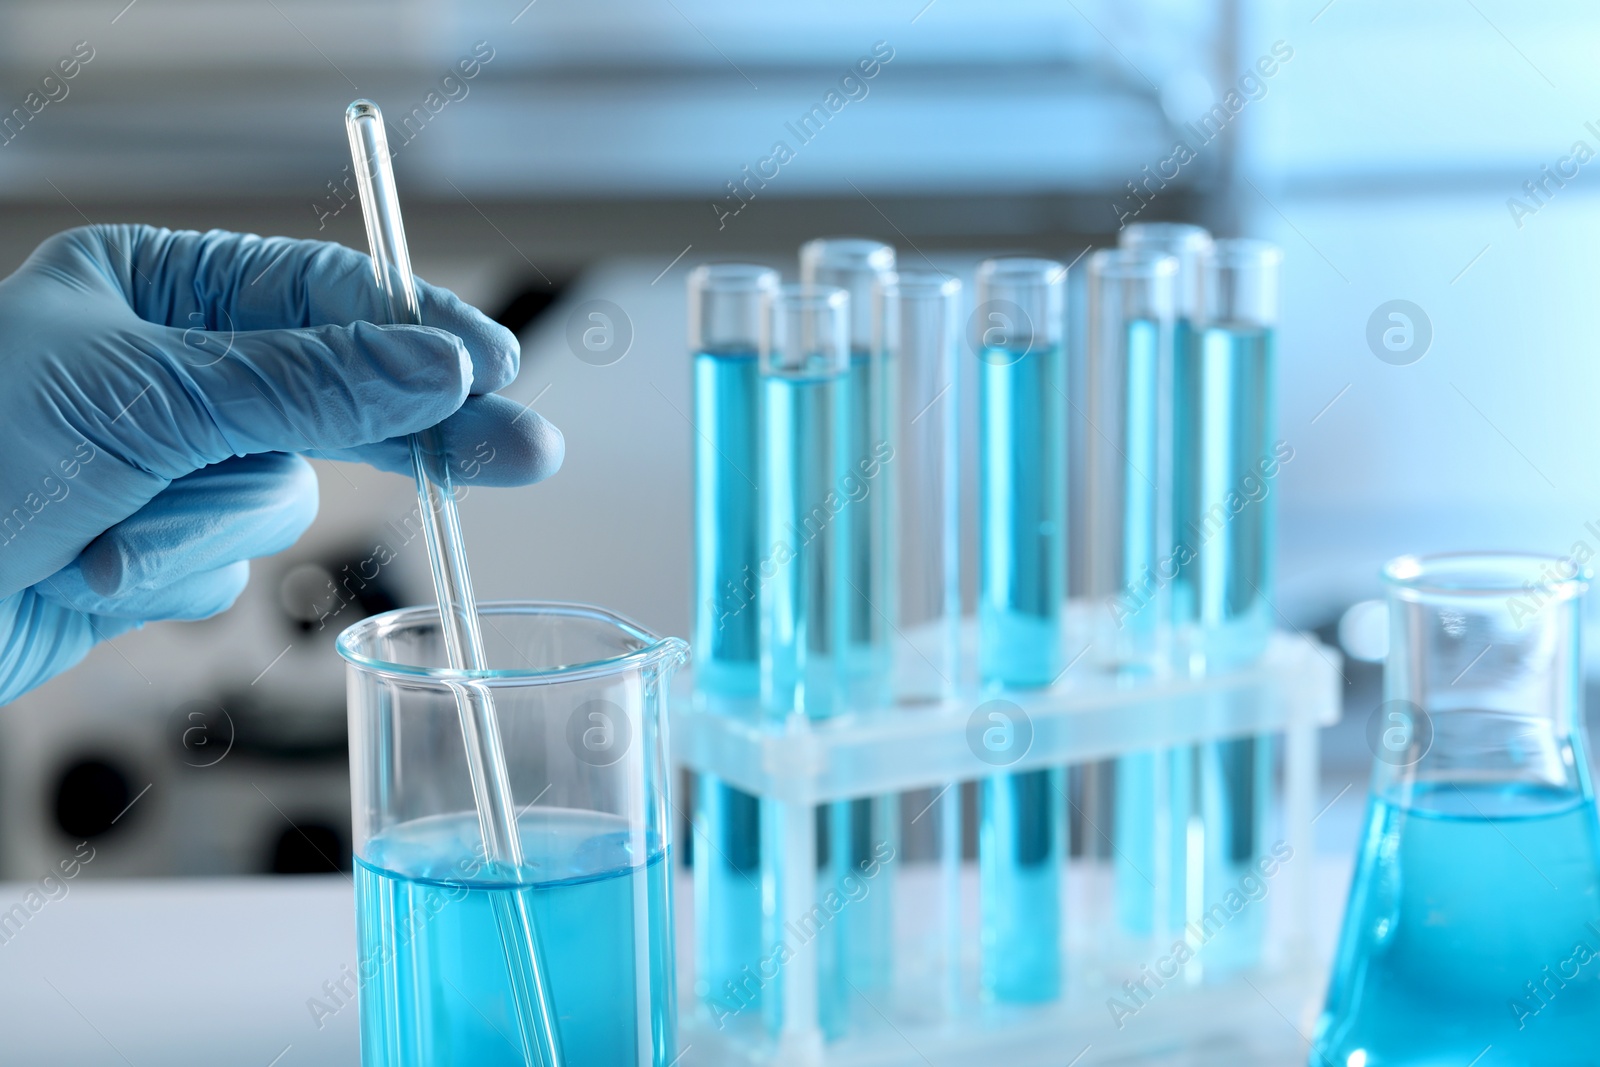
1378,551,1593,804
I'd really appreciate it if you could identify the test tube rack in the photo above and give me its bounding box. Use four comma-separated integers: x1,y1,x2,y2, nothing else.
670,614,1342,1067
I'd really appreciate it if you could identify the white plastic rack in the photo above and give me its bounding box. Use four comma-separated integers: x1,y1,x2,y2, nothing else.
670,618,1342,1067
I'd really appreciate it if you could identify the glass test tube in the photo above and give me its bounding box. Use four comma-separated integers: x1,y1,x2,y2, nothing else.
1081,248,1176,671
1172,238,1280,673
1081,249,1188,944
799,237,897,698
1111,223,1212,946
975,257,1067,1003
687,264,778,1026
877,270,963,1012
759,285,852,1040
800,238,899,1032
1183,240,1283,976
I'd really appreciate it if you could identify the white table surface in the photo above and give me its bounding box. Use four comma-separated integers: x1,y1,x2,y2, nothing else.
0,876,361,1067
0,861,1354,1067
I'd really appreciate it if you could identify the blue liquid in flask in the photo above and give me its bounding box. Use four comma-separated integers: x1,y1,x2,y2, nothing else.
977,342,1066,1003
355,809,676,1066
690,349,769,1021
1312,780,1600,1066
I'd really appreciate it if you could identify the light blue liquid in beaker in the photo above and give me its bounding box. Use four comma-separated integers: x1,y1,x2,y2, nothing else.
977,342,1066,1003
355,809,675,1066
1312,780,1600,1065
690,349,769,1020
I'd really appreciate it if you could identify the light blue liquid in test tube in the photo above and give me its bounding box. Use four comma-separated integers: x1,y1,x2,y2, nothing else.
975,257,1066,1003
800,239,899,1022
760,284,852,1038
1177,242,1281,976
1172,237,1282,973
1080,246,1182,941
687,264,778,1025
1173,315,1278,672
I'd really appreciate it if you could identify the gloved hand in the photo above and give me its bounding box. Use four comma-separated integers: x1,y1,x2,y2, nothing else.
0,225,562,704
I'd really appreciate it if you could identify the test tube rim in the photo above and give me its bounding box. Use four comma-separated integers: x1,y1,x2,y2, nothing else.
1206,237,1284,270
337,599,689,686
687,261,781,293
1087,246,1180,281
1119,221,1214,254
799,235,896,276
1383,550,1590,600
769,282,849,312
760,284,850,376
976,255,1067,284
882,268,962,297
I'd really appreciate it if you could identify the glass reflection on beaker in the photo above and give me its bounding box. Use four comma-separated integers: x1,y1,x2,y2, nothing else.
1312,553,1600,1066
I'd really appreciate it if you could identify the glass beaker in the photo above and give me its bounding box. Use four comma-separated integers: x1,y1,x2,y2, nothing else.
339,601,687,1067
1312,553,1600,1065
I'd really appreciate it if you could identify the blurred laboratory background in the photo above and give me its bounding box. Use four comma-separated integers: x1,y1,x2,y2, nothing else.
0,0,1596,892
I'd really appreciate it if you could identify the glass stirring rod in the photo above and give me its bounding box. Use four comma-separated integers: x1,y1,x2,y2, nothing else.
345,100,561,1067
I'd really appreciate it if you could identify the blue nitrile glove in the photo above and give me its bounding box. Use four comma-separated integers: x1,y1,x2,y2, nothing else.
0,225,563,704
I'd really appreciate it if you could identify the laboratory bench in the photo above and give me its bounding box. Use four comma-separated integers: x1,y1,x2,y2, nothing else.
0,852,1357,1067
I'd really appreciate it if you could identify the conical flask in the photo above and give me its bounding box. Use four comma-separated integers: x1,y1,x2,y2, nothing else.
1312,553,1600,1065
